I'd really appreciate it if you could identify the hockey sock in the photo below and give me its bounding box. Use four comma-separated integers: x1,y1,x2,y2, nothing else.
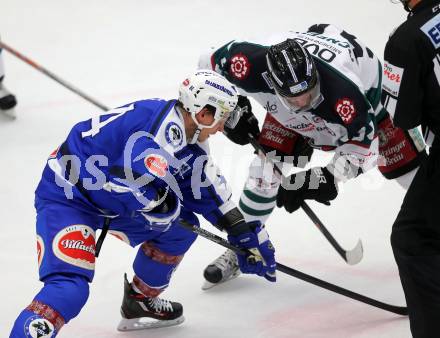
133,241,185,294
9,273,89,337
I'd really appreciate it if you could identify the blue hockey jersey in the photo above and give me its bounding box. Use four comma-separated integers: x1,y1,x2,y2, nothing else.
35,99,236,227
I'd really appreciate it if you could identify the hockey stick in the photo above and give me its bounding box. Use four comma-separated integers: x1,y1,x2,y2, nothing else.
179,219,407,316
0,41,109,111
247,134,363,265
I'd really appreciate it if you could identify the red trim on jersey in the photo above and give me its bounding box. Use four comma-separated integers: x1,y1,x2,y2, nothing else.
141,242,183,265
210,54,215,70
26,300,65,332
346,138,375,149
132,275,164,298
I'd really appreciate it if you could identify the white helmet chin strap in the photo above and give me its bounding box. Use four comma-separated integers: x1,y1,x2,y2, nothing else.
189,128,201,144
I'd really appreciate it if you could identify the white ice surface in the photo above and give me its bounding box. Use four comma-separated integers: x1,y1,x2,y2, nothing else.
1,1,412,337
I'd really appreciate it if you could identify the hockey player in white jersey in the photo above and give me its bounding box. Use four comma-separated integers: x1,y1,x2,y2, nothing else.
199,24,426,287
0,44,17,118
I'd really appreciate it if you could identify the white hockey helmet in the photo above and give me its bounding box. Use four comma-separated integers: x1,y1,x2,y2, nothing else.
179,70,241,142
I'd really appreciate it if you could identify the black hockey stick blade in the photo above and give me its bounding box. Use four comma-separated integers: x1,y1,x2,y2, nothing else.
248,134,364,265
179,220,407,316
300,202,363,265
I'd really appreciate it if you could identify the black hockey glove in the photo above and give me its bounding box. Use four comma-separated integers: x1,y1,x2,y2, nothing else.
224,95,260,145
276,167,338,213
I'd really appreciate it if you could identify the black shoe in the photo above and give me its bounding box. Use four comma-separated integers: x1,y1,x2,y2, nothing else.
202,249,240,290
117,273,184,331
0,84,17,110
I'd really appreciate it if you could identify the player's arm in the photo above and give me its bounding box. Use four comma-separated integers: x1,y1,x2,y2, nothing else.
276,101,378,213
181,154,276,281
382,36,425,130
107,136,181,228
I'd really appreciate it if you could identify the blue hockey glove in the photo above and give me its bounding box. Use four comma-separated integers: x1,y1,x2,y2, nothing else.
227,221,276,282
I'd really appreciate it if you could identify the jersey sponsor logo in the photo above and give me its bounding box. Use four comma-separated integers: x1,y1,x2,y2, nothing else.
287,122,315,132
25,316,55,338
52,225,96,270
165,122,183,148
37,235,45,268
145,154,168,178
264,101,278,114
335,98,356,124
230,53,250,80
108,230,131,245
259,114,299,153
383,62,403,97
421,13,440,48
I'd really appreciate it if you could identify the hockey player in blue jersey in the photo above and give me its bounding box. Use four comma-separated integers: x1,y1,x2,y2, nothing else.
9,69,276,337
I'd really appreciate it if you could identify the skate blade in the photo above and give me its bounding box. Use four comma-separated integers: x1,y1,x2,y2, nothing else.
117,315,185,331
201,270,241,290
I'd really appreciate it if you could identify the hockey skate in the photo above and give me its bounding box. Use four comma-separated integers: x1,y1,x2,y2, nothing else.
202,249,241,290
0,83,17,119
117,274,184,331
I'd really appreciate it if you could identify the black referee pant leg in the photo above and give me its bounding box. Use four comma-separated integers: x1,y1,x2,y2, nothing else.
391,160,440,338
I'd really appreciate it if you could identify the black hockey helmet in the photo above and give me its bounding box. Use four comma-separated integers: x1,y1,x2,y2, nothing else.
266,39,318,98
266,39,322,111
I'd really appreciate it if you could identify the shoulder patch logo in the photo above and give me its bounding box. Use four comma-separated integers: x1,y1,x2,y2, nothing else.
25,316,55,338
145,154,168,178
165,122,183,148
52,225,96,270
335,98,357,124
421,13,440,48
230,53,250,80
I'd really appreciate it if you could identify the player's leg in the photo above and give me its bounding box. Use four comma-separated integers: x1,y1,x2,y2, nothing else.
10,273,90,338
203,115,312,287
9,200,100,337
116,209,198,330
391,155,440,338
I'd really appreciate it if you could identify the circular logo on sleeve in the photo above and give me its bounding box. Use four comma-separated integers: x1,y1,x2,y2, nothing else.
335,98,356,124
230,53,250,80
165,122,183,148
145,154,168,178
24,316,55,337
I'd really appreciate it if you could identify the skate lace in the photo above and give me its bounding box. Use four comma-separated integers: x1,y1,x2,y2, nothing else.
214,249,238,274
148,297,173,312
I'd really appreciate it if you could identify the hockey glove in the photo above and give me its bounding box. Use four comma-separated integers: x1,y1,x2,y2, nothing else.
224,95,260,145
276,167,338,213
227,221,276,282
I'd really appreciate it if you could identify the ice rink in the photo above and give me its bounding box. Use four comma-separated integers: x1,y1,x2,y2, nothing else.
1,1,413,337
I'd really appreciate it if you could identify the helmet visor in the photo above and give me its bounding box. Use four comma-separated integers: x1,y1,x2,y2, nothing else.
195,103,243,129
275,79,323,112
224,104,244,129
